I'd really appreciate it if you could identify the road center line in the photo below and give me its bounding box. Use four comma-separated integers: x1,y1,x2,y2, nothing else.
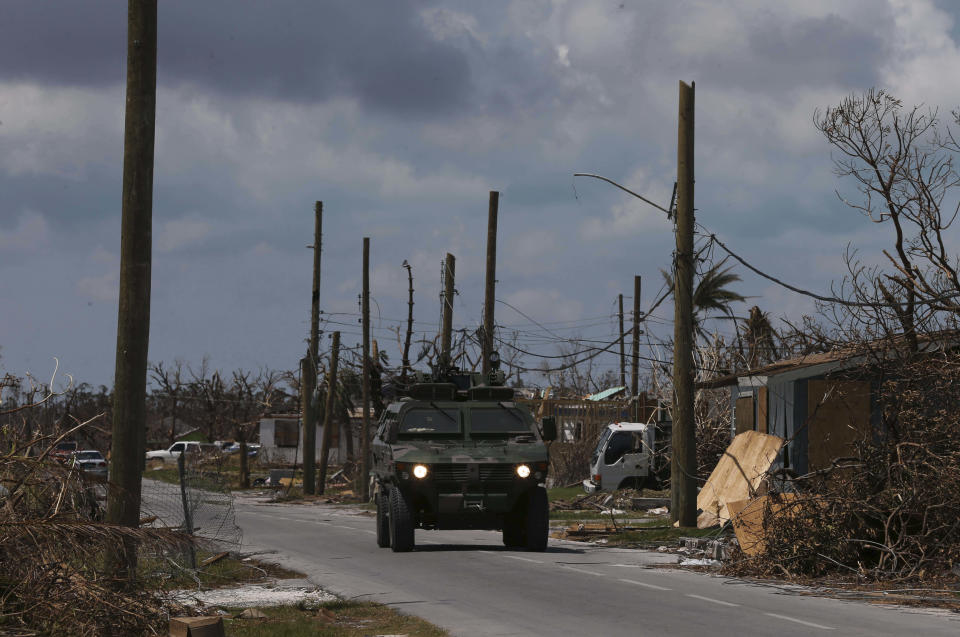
560,565,605,577
618,578,671,591
686,594,739,607
501,555,543,564
764,613,835,630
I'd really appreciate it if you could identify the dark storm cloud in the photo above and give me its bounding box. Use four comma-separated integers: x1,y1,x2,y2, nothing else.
747,14,888,89
0,1,472,117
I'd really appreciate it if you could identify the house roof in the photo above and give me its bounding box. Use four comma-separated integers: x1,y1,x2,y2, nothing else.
696,330,960,389
587,386,627,401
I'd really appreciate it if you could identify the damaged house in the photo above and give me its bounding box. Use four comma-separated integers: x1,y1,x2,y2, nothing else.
716,333,953,477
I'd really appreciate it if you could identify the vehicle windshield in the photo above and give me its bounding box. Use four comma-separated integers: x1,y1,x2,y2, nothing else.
469,407,531,435
75,451,103,460
591,428,613,465
398,407,461,436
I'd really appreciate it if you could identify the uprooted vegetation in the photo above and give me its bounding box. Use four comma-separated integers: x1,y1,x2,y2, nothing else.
0,435,198,635
728,353,960,584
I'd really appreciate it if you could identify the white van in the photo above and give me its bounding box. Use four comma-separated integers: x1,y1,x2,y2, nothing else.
582,422,656,493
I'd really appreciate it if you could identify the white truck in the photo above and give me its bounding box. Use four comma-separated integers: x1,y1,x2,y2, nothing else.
145,441,216,465
582,422,657,493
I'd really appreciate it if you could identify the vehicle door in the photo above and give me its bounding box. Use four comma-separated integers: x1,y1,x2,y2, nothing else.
371,411,395,478
621,431,650,480
600,431,645,490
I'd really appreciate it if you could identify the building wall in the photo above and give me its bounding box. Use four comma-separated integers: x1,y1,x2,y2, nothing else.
259,417,350,465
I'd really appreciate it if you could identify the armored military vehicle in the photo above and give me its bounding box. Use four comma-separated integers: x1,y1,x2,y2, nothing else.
371,357,557,552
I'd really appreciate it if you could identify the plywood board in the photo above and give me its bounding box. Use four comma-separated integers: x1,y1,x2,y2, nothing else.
734,396,754,435
696,430,783,528
757,387,769,435
727,494,800,557
806,380,870,471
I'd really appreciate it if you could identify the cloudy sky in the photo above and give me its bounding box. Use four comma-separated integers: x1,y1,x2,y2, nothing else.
3,0,960,389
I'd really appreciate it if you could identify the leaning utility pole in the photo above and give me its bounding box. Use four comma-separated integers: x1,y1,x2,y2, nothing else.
618,294,626,388
304,201,322,495
482,191,500,377
107,0,157,572
361,237,371,501
317,331,340,495
440,253,456,367
673,80,697,527
631,276,641,398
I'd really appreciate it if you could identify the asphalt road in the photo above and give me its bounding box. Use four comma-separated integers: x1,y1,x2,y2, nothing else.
232,495,960,637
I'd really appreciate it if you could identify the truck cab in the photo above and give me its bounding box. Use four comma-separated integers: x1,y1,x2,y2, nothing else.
582,422,655,493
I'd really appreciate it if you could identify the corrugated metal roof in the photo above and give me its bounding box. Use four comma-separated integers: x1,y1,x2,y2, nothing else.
587,386,626,401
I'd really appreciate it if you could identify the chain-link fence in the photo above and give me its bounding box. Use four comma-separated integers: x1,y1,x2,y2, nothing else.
140,451,241,568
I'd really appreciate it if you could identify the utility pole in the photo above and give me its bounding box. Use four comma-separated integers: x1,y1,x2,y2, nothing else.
107,0,157,577
631,276,641,398
440,253,456,367
304,201,322,495
673,80,696,527
317,331,340,495
482,191,499,377
299,355,314,488
618,293,626,388
361,237,371,501
401,261,414,384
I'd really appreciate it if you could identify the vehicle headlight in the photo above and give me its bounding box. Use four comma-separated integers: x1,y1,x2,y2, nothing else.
412,464,429,479
516,464,531,478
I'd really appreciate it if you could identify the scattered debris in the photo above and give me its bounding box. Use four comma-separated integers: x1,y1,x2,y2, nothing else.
169,616,225,637
632,497,670,509
679,558,721,568
200,551,230,567
237,608,267,619
551,488,664,513
174,582,336,608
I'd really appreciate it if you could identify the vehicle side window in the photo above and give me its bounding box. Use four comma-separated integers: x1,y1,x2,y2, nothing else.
604,432,634,465
386,414,398,442
170,443,184,453
375,413,389,439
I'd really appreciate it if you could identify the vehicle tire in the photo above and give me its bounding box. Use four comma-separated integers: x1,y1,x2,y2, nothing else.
389,486,415,552
376,488,391,548
502,510,525,547
524,486,549,552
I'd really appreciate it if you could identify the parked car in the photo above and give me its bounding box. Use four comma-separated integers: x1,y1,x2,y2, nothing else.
224,442,260,457
145,441,217,465
51,441,78,462
70,450,108,478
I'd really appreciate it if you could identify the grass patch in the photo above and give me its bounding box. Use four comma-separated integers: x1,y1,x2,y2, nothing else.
143,465,181,485
547,486,584,502
224,600,448,636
